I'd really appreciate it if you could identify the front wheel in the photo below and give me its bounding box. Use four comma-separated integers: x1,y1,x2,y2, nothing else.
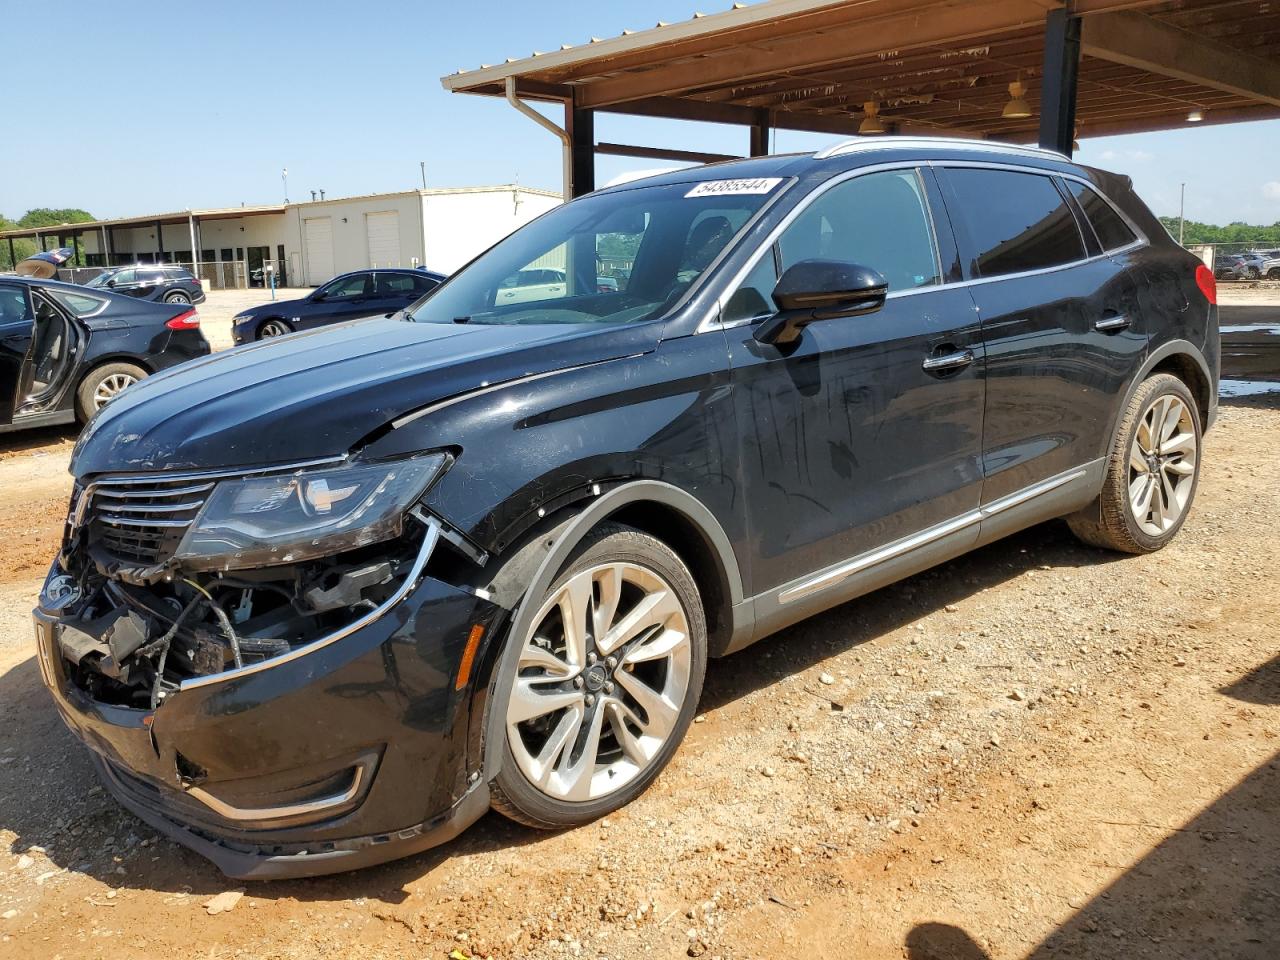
1267,268,1280,281
76,362,147,421
1067,373,1201,554
257,318,293,339
490,523,707,829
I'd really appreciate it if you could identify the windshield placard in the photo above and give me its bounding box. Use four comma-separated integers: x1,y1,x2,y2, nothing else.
684,178,782,198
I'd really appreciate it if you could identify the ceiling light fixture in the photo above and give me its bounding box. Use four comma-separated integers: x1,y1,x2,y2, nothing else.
1002,79,1032,120
1187,109,1204,122
859,100,887,135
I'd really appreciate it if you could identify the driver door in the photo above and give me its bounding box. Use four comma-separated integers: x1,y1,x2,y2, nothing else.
723,167,986,607
0,283,34,427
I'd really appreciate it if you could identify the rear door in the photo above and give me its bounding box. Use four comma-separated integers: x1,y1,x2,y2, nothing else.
133,268,166,300
936,164,1147,503
0,282,34,426
371,271,422,313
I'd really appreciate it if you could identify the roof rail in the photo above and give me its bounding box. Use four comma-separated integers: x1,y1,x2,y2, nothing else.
813,136,1068,161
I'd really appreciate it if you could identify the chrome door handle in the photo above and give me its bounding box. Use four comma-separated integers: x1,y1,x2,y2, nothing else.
1095,314,1131,332
922,348,975,373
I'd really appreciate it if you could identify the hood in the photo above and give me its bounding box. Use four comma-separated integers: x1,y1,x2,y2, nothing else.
71,317,658,476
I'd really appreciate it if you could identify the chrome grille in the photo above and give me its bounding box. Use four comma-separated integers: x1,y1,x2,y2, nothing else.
86,477,214,567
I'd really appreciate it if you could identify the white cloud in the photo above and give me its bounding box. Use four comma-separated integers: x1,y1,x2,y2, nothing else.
1126,149,1155,163
1264,181,1280,202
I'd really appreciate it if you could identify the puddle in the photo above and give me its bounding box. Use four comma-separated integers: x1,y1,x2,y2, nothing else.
1220,379,1280,398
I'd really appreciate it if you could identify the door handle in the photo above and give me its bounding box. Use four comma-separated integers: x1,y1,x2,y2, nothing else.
1095,314,1131,332
922,348,975,373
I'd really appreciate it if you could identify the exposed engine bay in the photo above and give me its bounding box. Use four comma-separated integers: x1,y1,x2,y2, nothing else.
50,529,426,708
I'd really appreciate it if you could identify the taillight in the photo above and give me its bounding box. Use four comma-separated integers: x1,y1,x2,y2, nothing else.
1195,264,1217,305
165,309,200,330
192,278,202,286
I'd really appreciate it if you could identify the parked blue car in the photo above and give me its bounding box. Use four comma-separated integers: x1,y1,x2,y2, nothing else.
230,267,446,343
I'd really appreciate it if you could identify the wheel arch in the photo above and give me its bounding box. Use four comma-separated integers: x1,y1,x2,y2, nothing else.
472,480,749,783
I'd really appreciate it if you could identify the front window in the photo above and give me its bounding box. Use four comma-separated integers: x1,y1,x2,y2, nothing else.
87,269,129,288
318,274,370,300
409,179,784,326
722,168,941,325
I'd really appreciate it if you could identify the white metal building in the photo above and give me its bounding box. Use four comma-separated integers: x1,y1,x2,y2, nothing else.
0,185,561,288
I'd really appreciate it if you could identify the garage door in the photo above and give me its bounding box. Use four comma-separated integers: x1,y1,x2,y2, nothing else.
303,217,335,286
366,211,401,267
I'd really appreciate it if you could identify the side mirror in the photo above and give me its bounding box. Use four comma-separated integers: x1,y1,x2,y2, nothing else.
105,278,116,288
309,291,325,302
754,260,888,346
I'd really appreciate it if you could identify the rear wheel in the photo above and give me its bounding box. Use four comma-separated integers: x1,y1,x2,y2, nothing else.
76,362,147,420
490,523,707,829
1067,373,1201,554
257,318,293,339
163,290,190,304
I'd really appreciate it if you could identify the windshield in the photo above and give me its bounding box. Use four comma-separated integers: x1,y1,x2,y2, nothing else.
409,178,784,326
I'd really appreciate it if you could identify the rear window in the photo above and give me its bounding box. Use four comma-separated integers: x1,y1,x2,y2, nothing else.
1066,181,1139,252
165,267,195,280
947,168,1086,277
48,289,107,317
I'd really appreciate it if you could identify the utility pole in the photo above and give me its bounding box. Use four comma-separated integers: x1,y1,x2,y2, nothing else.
282,167,289,205
1178,182,1186,246
420,161,427,190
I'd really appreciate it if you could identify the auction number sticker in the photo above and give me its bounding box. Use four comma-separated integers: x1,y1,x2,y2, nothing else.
685,177,782,198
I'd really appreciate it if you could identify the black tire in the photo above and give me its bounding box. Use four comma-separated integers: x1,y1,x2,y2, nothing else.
489,522,707,830
163,290,191,304
1267,268,1280,281
257,318,293,339
1067,373,1201,554
75,362,148,421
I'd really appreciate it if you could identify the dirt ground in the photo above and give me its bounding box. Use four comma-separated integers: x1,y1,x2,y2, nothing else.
195,287,316,351
0,307,1277,958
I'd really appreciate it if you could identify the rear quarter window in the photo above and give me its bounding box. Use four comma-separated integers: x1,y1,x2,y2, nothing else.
48,289,107,317
1065,180,1139,252
946,168,1086,277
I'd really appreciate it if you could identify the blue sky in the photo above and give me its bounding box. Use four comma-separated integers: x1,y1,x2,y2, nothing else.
2,0,1277,225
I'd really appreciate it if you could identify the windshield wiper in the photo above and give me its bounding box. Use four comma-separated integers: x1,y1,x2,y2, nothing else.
453,316,471,324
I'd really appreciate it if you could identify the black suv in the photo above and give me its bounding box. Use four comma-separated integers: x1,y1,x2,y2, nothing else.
33,139,1217,879
1,276,210,433
230,268,446,343
86,265,206,305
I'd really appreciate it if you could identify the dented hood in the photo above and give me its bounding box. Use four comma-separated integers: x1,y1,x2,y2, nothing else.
71,317,657,476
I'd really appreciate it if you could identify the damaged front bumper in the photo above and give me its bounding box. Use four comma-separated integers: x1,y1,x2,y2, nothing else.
33,518,505,880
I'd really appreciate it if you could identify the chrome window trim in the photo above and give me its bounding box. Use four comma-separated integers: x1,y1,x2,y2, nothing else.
700,157,1149,334
777,465,1089,605
177,516,441,691
700,161,941,334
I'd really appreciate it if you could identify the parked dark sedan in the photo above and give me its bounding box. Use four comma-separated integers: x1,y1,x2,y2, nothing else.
0,276,209,433
34,139,1216,879
230,268,445,343
86,265,206,305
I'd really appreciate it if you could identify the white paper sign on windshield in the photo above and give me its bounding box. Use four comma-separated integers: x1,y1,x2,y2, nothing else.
684,178,783,198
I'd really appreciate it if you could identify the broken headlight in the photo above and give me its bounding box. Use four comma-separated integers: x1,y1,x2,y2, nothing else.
173,453,448,570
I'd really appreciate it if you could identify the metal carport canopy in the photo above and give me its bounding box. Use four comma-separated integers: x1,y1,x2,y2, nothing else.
441,0,1280,197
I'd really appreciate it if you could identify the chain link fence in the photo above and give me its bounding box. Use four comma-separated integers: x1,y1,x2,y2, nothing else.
54,259,293,289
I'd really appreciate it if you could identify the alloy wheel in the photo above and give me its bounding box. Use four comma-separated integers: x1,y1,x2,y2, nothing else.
165,292,190,303
1128,394,1197,536
260,320,290,338
506,562,692,802
92,373,138,410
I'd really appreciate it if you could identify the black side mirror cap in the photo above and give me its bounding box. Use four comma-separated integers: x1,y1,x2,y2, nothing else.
754,260,888,346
